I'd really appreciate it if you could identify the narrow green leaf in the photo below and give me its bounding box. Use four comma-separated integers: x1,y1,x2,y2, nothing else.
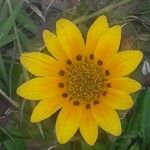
138,34,150,41
0,2,9,27
18,31,33,49
141,89,150,145
0,0,23,38
0,127,15,144
0,34,16,48
17,11,38,34
0,0,5,14
129,143,139,150
4,138,26,150
0,52,7,84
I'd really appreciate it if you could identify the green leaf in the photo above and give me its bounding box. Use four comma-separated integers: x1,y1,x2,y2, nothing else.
18,31,33,49
140,89,150,145
17,11,38,34
127,89,150,142
129,143,139,150
81,141,108,150
0,0,5,11
0,34,16,48
125,91,144,137
4,138,26,150
138,34,150,41
0,79,7,92
0,53,7,85
0,127,15,143
0,0,23,39
0,1,9,27
107,89,150,150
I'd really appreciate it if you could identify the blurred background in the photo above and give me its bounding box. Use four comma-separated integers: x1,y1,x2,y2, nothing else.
0,0,150,149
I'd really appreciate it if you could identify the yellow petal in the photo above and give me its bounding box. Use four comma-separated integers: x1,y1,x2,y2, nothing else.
20,52,64,77
104,50,143,77
79,106,98,145
17,77,64,100
56,19,85,59
91,101,121,136
31,96,67,122
56,101,84,144
108,77,142,94
43,30,70,61
101,88,134,110
86,15,108,56
94,25,121,64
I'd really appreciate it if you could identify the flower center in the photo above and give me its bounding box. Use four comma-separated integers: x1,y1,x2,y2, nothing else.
65,61,103,101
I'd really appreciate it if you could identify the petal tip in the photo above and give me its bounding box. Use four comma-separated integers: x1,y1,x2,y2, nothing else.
129,99,134,109
20,54,26,63
94,15,108,28
43,29,49,37
16,85,27,100
57,139,66,145
85,140,96,146
137,82,142,90
56,132,68,144
43,29,54,38
99,15,107,20
138,50,143,60
43,29,49,34
20,52,34,62
56,18,74,30
116,129,122,136
132,50,143,65
126,94,134,109
16,86,22,96
16,85,27,99
113,25,121,32
31,114,39,123
30,117,36,123
19,53,32,68
56,18,67,27
113,124,122,136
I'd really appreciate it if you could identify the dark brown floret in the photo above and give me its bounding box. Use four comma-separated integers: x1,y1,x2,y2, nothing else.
105,70,110,76
62,93,68,98
97,60,103,66
107,83,111,87
66,59,72,65
103,91,107,96
73,101,80,106
58,83,64,88
76,55,82,61
86,104,90,109
89,54,94,59
93,100,99,105
59,70,65,76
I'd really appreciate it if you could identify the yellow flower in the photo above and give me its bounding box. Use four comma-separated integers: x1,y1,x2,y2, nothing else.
17,15,143,145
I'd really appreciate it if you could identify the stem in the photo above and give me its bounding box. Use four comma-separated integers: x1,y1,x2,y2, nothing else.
0,89,19,108
63,0,68,17
74,0,133,24
8,47,16,97
7,0,44,138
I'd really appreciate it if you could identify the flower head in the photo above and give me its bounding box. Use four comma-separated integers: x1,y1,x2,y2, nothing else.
17,15,143,145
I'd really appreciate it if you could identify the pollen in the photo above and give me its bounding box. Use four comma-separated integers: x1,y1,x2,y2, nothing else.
65,61,103,101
